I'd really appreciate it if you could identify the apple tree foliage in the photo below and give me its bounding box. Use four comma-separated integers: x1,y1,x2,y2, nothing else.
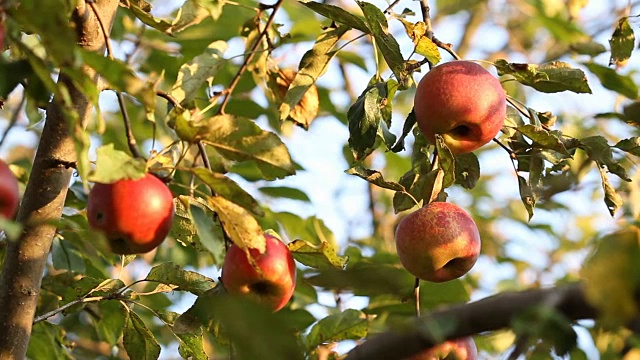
1,0,640,359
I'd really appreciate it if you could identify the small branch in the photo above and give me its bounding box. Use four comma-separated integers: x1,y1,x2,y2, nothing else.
33,296,104,324
419,0,433,40
344,283,597,360
156,90,182,110
218,0,285,114
0,91,26,148
433,36,462,60
89,1,144,160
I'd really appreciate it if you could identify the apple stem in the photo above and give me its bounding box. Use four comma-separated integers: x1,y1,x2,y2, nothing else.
414,277,421,317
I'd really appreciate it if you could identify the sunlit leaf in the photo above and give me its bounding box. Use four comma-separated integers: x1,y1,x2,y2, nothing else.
280,24,348,122
191,167,262,216
609,17,635,66
170,0,224,34
124,1,173,33
170,41,227,105
495,60,591,94
288,238,348,269
146,262,216,296
614,137,640,156
208,195,265,252
88,144,147,184
597,166,623,217
517,175,535,220
306,309,369,350
268,68,319,129
300,1,369,32
396,19,441,65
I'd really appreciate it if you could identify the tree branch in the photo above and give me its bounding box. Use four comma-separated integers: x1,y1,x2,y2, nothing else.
0,1,120,358
345,282,597,360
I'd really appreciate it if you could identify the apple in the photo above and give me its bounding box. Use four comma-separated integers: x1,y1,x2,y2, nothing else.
405,337,477,360
413,60,506,154
87,173,174,255
0,159,19,219
395,202,481,282
221,233,296,312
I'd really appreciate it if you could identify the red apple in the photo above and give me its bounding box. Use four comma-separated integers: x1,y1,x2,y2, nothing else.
87,173,174,255
221,233,296,312
405,337,478,360
414,60,506,154
0,159,19,219
395,202,480,282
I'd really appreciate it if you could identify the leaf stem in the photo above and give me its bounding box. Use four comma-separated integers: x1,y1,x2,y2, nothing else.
414,277,421,317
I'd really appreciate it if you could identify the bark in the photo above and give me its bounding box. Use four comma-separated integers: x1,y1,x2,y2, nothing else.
0,1,119,358
345,282,597,360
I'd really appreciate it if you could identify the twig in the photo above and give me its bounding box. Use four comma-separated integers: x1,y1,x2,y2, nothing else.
33,296,104,324
218,0,285,114
0,91,26,148
88,1,144,160
432,36,462,60
419,0,433,40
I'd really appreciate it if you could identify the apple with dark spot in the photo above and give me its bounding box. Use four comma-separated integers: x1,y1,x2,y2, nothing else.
414,60,506,154
395,202,481,282
87,173,174,255
222,233,296,312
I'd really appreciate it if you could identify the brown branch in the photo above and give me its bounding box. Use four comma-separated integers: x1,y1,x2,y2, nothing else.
0,1,120,358
344,282,596,360
218,0,285,114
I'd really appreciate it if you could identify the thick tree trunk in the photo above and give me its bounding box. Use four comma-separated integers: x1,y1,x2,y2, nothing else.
0,1,119,358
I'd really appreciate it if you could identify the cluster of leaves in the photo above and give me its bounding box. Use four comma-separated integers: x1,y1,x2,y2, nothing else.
3,0,640,358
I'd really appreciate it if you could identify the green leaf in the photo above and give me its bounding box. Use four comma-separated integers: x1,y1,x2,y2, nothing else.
300,1,369,32
172,114,295,179
609,17,635,66
583,62,638,99
288,239,348,269
597,166,623,217
146,262,216,296
517,175,535,220
358,2,410,88
51,237,85,273
125,1,173,33
454,153,480,190
511,306,577,356
579,136,631,181
259,186,311,202
494,60,591,94
170,0,224,34
174,327,208,360
391,110,417,153
96,301,127,346
123,311,161,360
347,82,388,160
306,309,369,350
88,144,147,183
581,228,640,328
187,200,225,263
170,41,227,105
27,322,73,360
434,135,456,189
307,263,414,296
208,195,265,252
345,166,405,191
516,125,571,156
614,137,640,156
280,25,349,122
191,167,262,216
81,50,156,110
570,39,607,57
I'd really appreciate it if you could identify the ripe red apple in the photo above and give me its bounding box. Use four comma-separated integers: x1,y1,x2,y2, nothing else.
221,233,296,312
0,160,20,219
405,337,478,360
395,202,480,282
87,173,174,255
414,60,506,154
